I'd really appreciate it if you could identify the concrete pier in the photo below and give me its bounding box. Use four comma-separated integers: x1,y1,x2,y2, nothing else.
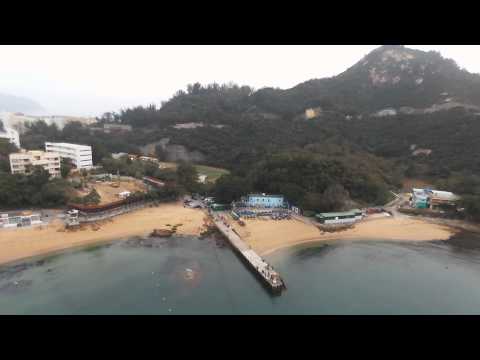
212,214,285,295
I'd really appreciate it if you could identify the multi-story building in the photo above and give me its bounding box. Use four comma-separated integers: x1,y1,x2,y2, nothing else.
45,142,93,169
0,127,20,148
9,150,61,177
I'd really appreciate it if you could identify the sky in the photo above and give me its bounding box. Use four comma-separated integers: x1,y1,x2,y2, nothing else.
0,45,479,117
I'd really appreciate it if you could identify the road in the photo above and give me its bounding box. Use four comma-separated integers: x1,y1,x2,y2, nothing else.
384,192,412,218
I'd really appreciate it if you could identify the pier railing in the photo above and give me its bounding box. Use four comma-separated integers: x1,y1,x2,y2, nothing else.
211,214,285,294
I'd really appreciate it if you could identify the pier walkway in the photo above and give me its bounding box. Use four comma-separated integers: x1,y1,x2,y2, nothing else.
212,214,285,294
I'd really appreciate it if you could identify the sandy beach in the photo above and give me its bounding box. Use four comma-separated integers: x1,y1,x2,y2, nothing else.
0,203,206,266
230,216,457,256
0,202,459,266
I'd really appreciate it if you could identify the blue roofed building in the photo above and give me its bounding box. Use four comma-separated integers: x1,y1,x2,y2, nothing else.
245,193,285,208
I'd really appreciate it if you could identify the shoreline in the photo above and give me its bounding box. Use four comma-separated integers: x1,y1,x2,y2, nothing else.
0,202,206,267
0,204,470,267
229,216,459,257
259,233,456,257
0,236,125,269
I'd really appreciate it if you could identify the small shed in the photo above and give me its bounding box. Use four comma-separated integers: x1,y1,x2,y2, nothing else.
118,191,131,199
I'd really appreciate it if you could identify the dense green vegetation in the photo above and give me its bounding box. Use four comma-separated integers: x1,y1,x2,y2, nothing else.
60,158,74,179
0,139,17,172
71,189,101,205
101,156,160,179
0,138,186,209
1,140,73,209
0,166,73,208
212,150,392,211
8,45,480,219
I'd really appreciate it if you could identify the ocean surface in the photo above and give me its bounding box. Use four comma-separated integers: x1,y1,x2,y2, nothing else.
1,234,480,315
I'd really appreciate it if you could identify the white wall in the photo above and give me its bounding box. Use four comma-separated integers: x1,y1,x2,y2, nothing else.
45,142,93,169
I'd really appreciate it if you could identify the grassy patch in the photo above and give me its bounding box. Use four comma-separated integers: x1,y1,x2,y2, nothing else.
158,162,229,183
194,165,230,183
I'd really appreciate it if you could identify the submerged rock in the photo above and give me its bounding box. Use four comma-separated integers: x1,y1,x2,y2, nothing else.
0,279,33,294
150,229,175,238
183,268,195,280
123,237,168,249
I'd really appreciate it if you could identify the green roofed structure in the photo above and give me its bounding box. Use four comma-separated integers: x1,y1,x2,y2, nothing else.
210,203,231,211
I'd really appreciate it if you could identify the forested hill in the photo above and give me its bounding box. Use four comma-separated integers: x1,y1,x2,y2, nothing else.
93,45,480,176
287,45,480,114
15,45,480,217
108,45,480,129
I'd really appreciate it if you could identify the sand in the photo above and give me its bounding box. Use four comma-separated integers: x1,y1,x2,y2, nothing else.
0,203,205,266
230,216,457,256
0,203,458,266
74,180,147,205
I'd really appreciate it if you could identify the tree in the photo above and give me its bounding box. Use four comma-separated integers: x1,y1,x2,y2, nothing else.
459,195,480,222
29,166,51,187
176,162,198,192
301,192,324,212
320,183,350,212
0,139,18,172
0,138,17,156
82,189,101,205
0,168,72,209
61,158,74,178
277,183,306,205
155,145,167,161
213,175,252,203
91,141,110,164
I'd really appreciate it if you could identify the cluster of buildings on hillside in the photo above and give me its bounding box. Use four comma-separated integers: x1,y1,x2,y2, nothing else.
218,193,365,225
91,123,132,134
1,113,94,178
410,188,460,210
111,153,158,163
231,188,461,225
0,111,97,132
9,142,93,178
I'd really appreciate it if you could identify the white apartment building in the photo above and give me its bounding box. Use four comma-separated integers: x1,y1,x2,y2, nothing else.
45,142,93,169
0,127,20,148
9,150,61,177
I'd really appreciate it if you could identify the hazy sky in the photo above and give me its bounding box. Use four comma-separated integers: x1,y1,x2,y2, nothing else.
0,45,478,117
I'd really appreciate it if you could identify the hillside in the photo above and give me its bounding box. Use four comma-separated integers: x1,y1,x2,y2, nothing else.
0,93,45,114
16,45,480,217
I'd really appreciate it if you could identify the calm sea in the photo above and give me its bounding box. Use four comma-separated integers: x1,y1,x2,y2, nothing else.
1,234,480,315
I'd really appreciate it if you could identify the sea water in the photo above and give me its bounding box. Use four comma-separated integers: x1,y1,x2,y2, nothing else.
1,234,480,315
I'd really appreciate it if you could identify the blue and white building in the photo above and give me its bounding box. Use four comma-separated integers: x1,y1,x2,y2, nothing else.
411,188,459,209
244,193,285,208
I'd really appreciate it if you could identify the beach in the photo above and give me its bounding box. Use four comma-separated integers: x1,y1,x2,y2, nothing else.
0,203,459,266
230,216,457,255
0,203,206,266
